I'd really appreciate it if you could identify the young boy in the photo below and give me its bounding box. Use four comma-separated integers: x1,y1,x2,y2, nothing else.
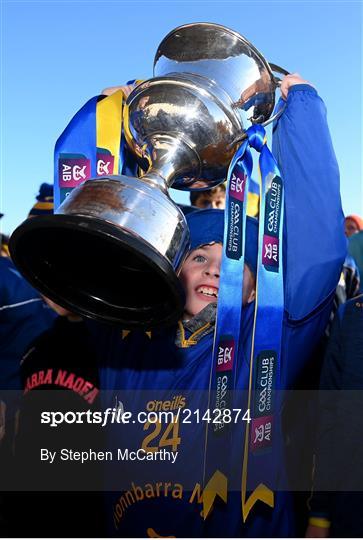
36,75,344,537
97,209,259,537
11,300,103,537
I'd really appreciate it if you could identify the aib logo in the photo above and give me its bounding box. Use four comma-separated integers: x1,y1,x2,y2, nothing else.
216,338,235,372
253,422,271,443
73,165,87,181
230,171,246,202
264,242,278,261
59,157,90,188
96,154,114,176
262,235,279,268
251,416,273,450
97,160,110,175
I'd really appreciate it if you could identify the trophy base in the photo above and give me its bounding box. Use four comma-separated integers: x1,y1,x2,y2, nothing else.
9,214,185,329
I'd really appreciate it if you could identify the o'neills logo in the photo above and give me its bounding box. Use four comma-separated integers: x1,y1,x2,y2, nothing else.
58,156,91,188
97,153,114,176
216,337,235,372
145,395,186,412
229,170,246,202
250,415,273,451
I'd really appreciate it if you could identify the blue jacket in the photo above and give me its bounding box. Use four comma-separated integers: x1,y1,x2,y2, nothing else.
97,85,346,537
309,294,363,536
0,257,56,414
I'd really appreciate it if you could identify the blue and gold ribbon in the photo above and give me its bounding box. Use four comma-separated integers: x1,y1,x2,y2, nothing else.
247,177,260,217
96,90,124,177
54,86,135,210
241,126,284,521
203,125,284,523
54,96,98,209
203,133,251,518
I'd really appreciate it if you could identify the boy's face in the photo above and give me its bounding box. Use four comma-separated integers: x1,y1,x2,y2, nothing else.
180,243,255,320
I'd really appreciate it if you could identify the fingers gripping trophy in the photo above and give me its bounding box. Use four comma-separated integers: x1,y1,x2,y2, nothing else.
10,23,288,329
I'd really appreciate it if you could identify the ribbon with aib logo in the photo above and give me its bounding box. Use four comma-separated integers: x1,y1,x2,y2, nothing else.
202,132,250,520
240,127,284,522
54,89,128,210
203,125,284,523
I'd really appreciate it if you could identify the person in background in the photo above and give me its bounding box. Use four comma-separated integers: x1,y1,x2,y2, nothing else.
11,297,103,537
0,234,10,258
292,214,361,536
335,254,360,307
190,184,226,210
344,214,363,238
6,183,103,535
0,183,56,422
306,294,363,538
288,218,361,535
349,231,363,293
0,184,56,535
328,213,363,327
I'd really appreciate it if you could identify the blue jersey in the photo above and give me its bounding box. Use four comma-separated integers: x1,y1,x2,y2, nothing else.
0,257,56,392
97,85,346,537
0,256,56,446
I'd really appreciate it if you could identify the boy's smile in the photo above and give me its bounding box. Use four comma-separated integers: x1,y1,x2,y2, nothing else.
195,285,218,299
179,242,256,321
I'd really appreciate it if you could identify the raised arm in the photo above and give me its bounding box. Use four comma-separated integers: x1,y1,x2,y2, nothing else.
272,76,346,320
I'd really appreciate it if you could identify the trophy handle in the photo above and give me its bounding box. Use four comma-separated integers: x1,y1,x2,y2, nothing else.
269,63,290,85
259,63,290,128
228,63,290,147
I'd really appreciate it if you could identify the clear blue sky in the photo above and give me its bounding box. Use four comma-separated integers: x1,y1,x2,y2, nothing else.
1,0,362,234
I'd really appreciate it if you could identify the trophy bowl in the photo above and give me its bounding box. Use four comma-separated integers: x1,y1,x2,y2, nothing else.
9,22,287,329
154,22,281,145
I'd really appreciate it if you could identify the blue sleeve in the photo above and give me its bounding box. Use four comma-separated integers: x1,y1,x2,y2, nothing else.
272,85,346,320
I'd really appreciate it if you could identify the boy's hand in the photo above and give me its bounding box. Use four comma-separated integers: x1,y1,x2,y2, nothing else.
101,84,135,97
279,73,314,100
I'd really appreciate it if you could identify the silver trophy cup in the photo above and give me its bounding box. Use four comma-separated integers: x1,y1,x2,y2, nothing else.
9,23,288,329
